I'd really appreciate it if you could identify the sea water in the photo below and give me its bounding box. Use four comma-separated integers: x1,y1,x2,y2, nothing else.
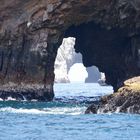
0,83,140,140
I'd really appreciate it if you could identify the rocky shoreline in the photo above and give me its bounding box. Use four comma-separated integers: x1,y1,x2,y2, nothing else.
0,83,54,101
0,77,140,115
86,77,140,114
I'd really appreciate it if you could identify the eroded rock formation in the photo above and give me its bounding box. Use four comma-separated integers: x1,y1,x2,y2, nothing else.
0,0,140,100
85,76,140,114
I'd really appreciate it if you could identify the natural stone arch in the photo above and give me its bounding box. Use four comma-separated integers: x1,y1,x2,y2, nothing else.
0,0,140,101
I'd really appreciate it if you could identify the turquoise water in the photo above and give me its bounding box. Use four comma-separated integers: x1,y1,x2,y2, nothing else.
0,83,140,140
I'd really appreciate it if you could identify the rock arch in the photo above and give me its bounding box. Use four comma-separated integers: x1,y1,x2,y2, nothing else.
0,0,140,100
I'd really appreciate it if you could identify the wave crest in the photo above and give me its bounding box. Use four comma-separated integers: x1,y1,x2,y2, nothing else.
0,107,86,115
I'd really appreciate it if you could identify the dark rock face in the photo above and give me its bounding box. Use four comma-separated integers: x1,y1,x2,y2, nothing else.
0,28,56,101
65,22,140,91
0,0,140,100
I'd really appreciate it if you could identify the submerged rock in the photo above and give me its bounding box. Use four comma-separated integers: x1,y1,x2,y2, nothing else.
86,77,140,114
85,104,99,114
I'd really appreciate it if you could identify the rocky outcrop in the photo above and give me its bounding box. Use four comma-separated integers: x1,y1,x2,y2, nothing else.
85,77,140,114
0,83,53,101
0,0,140,100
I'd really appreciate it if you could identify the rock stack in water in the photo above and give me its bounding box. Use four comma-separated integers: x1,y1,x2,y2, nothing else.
86,77,140,114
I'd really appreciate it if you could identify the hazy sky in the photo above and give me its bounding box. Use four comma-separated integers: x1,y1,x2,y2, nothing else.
68,63,88,83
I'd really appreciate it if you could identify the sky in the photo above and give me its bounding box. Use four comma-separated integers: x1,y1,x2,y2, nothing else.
68,63,88,83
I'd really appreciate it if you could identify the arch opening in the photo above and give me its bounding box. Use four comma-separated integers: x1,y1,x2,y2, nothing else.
54,37,104,84
62,21,140,91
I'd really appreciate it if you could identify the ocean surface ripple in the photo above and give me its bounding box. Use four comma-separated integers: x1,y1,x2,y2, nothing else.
0,83,139,140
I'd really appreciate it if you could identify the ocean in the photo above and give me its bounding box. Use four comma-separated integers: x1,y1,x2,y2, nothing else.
0,83,140,140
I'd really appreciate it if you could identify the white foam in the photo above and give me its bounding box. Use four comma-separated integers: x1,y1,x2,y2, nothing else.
97,108,104,114
0,107,47,114
43,107,86,115
0,107,86,115
0,96,27,101
31,99,38,102
115,107,121,113
7,97,16,101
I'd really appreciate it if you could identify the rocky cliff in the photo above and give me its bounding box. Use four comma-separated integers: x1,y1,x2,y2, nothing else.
0,0,140,101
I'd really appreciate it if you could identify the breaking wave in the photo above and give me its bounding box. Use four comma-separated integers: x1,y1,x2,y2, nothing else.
0,106,86,115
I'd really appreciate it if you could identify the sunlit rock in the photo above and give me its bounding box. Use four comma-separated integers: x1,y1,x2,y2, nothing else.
86,77,140,114
54,37,76,83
